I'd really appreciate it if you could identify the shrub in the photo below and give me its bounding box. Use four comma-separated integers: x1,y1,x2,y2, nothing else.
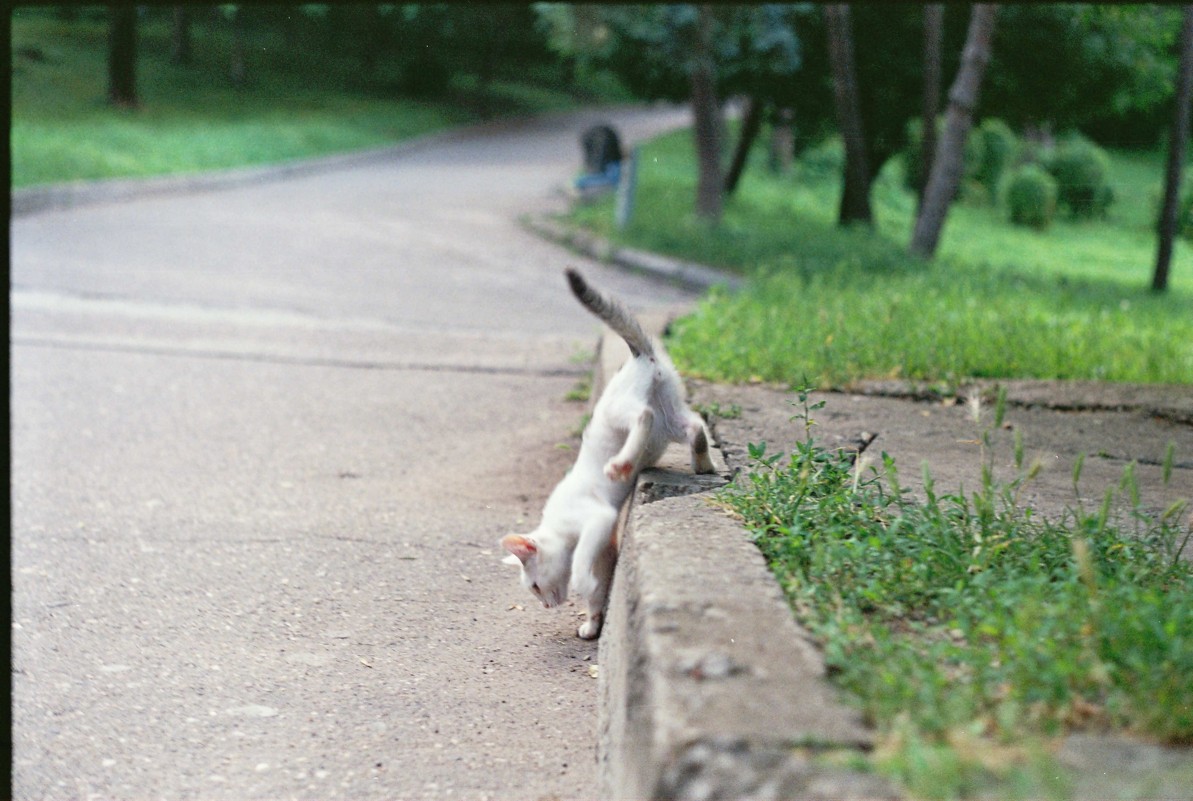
974,118,1017,196
796,136,844,180
1005,164,1057,229
1046,135,1114,218
903,117,986,200
1181,188,1193,242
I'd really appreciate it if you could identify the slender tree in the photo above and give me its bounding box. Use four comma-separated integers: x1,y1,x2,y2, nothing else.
691,5,723,223
824,4,871,226
1154,5,1193,292
910,4,998,259
724,95,764,196
918,4,944,211
170,6,191,65
107,4,138,107
227,5,246,87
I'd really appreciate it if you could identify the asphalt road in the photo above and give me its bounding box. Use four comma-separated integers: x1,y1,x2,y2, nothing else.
10,105,696,800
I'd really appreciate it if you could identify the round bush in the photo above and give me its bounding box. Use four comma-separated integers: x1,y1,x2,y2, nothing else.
1046,136,1113,218
1005,165,1058,229
975,118,1017,195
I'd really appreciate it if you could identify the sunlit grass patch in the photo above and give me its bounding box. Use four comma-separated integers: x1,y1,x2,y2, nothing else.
569,127,1193,387
668,261,1193,387
10,10,580,187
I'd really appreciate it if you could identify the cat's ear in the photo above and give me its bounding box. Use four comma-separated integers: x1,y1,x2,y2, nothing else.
501,533,537,565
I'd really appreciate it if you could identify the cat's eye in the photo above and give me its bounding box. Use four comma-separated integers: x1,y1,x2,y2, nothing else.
531,583,540,594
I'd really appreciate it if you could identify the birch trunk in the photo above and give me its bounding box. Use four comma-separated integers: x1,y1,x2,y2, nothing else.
824,4,872,226
910,5,999,259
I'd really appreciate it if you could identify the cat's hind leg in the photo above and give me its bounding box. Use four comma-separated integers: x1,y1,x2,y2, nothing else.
605,407,654,482
686,412,716,474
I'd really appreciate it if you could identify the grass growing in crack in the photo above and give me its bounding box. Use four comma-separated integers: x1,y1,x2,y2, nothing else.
564,375,592,403
694,400,742,420
718,385,1193,799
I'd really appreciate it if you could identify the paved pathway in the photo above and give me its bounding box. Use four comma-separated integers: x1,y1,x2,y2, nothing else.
10,105,694,800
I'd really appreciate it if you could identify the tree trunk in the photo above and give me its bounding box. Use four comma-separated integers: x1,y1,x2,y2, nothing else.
724,96,764,196
824,4,871,226
691,5,724,224
910,4,999,259
228,7,246,88
477,12,496,118
1154,5,1193,293
768,108,795,174
357,4,384,81
171,6,191,65
107,4,138,108
918,4,944,212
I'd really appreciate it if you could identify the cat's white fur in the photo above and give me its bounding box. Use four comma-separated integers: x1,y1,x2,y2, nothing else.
502,268,715,639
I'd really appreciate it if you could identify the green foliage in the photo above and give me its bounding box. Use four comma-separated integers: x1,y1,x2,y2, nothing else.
1005,164,1058,230
784,6,1178,184
720,399,1193,796
1046,135,1115,218
984,6,1180,144
974,118,1018,197
792,6,959,183
1181,188,1193,243
574,5,803,106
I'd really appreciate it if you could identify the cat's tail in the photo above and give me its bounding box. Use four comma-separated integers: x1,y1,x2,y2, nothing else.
565,267,654,359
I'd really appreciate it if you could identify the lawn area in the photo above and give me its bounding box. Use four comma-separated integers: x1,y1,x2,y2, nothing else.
723,389,1192,800
570,129,1193,387
10,9,589,187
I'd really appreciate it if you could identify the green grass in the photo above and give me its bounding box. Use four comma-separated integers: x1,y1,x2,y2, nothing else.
722,388,1193,799
570,130,1193,387
11,10,586,187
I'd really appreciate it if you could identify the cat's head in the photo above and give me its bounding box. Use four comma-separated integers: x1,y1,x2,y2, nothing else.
500,531,570,608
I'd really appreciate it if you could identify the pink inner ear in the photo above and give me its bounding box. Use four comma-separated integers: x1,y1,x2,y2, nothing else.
501,534,537,564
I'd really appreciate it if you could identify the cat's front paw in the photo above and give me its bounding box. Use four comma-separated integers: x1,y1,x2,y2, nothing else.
604,458,634,482
578,616,602,640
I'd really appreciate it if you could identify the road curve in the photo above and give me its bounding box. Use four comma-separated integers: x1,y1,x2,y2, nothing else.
10,104,694,800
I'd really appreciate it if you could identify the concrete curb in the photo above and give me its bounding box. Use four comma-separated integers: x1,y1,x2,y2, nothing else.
590,324,897,801
522,214,743,293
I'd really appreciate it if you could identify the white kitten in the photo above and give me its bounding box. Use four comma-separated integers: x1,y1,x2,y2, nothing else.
502,268,715,639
